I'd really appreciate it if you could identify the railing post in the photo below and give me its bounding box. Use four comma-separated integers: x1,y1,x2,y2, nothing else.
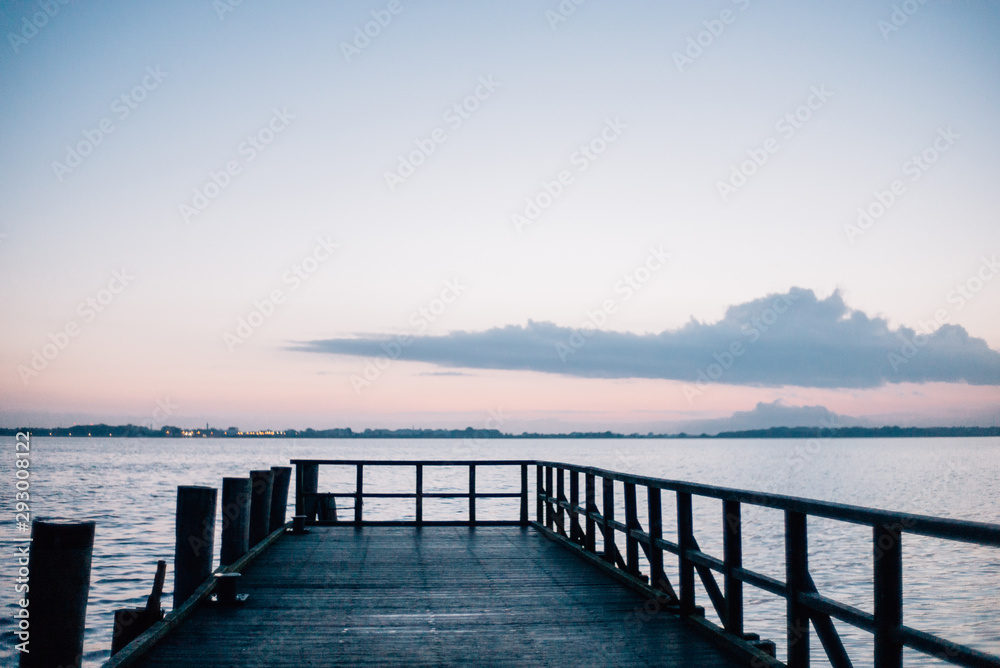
415,464,423,526
677,491,695,615
624,482,639,576
723,500,743,636
785,510,810,667
355,464,363,525
536,465,544,524
874,522,903,668
520,463,528,525
556,467,565,535
585,472,596,552
469,464,476,526
603,477,615,564
570,470,580,542
647,487,665,590
545,466,554,530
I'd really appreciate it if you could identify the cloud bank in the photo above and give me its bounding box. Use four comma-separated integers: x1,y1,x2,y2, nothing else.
295,288,1000,388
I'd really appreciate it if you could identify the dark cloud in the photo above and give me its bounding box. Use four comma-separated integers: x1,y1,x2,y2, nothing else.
293,288,1000,388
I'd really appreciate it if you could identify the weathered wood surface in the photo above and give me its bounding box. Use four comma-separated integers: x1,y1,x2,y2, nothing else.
133,526,746,667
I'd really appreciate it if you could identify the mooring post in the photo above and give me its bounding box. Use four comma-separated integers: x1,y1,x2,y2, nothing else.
19,519,95,668
248,470,274,547
317,494,338,521
220,477,251,566
173,486,217,609
269,466,292,532
214,572,242,605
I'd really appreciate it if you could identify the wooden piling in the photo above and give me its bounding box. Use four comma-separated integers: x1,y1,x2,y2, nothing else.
316,494,338,521
269,466,292,532
295,462,319,520
220,477,251,566
248,470,274,547
19,519,95,668
173,486,216,609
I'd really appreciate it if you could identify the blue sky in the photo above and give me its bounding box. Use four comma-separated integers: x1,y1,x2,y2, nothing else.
2,0,999,432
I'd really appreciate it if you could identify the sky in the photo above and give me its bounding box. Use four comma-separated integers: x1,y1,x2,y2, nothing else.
2,0,999,433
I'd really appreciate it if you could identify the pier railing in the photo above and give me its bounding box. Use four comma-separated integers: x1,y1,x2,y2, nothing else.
535,461,1000,668
291,459,1000,668
292,459,532,526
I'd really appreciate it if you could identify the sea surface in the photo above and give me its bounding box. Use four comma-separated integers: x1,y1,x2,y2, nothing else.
1,436,998,667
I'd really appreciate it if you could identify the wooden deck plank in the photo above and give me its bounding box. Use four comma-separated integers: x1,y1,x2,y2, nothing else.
133,526,747,667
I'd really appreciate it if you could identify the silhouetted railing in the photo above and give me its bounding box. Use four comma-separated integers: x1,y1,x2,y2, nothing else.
290,459,1000,668
292,460,530,526
535,461,1000,668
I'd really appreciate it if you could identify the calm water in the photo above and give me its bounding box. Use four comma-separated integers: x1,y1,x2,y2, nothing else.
1,436,998,667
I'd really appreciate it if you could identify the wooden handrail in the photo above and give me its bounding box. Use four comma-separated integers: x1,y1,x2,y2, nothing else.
530,460,1000,668
293,460,533,528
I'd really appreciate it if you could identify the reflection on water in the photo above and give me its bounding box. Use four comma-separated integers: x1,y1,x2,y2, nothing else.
0,437,997,667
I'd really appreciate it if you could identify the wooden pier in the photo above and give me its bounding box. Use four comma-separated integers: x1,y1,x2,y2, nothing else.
125,526,745,667
103,460,1000,668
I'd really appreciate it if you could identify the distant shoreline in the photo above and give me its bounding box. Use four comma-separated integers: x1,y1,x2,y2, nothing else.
2,425,998,439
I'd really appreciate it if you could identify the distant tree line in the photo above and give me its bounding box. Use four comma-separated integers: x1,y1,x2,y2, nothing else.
1,424,998,438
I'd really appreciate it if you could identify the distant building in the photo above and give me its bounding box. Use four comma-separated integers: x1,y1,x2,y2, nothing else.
226,427,238,436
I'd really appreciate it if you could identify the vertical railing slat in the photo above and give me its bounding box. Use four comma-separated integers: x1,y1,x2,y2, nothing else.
585,472,597,552
469,464,476,525
677,491,695,615
545,466,554,531
354,464,363,525
874,523,903,668
647,486,665,591
785,510,810,667
415,464,423,526
603,477,615,564
724,500,743,636
624,482,639,576
570,470,580,543
556,467,566,536
536,465,544,524
520,463,528,526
